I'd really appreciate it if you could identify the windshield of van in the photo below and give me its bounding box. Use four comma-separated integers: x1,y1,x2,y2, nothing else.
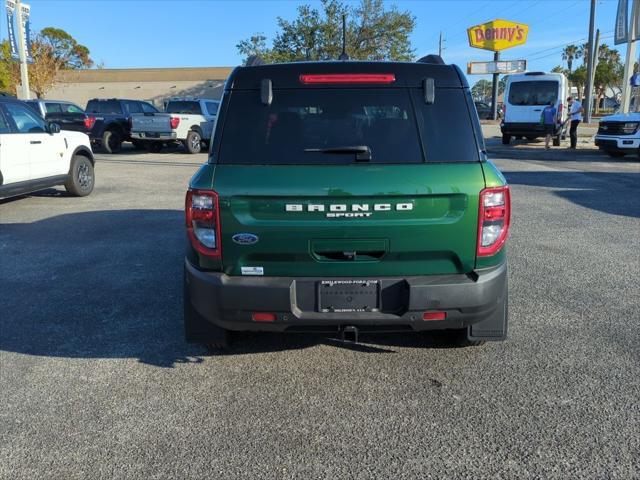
508,81,558,106
217,89,479,164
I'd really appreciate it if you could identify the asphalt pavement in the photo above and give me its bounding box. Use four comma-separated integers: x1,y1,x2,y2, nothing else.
1,140,639,479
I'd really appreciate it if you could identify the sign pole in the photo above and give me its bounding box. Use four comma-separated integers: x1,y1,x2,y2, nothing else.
15,0,30,99
491,51,500,120
584,0,596,123
621,0,639,113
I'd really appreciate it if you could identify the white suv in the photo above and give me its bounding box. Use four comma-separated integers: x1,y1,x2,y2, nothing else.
0,96,95,199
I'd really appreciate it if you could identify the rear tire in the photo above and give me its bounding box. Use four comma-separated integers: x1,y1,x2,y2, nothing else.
145,141,163,153
102,130,122,153
64,155,95,197
185,130,202,154
131,140,145,150
501,134,511,145
607,151,626,158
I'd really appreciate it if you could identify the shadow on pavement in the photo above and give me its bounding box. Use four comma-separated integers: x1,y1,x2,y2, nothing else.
504,170,640,218
0,210,466,368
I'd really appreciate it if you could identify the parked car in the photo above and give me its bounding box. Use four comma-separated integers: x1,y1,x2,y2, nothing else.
501,71,568,145
594,112,640,158
130,98,220,154
0,96,95,199
25,99,93,134
84,98,159,153
184,57,510,349
474,101,493,120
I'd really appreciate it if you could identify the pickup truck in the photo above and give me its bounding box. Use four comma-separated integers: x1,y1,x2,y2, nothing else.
130,99,220,154
25,99,93,134
594,112,640,158
85,98,159,153
184,58,510,350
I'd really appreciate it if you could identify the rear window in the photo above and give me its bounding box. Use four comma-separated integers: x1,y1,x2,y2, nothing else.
86,100,122,115
218,88,478,164
166,101,201,114
508,81,559,106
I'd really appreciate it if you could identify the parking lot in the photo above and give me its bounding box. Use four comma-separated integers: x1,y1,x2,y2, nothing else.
1,138,639,478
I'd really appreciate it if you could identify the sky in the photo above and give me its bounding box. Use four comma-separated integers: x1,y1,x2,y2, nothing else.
1,0,627,84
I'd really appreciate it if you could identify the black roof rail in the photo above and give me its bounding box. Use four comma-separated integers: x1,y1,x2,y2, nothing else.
417,54,445,65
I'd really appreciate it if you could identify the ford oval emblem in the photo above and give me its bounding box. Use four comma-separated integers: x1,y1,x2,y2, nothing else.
232,233,259,245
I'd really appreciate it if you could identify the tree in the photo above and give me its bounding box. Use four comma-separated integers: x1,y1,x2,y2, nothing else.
0,28,92,98
562,44,580,73
568,65,587,101
237,0,415,64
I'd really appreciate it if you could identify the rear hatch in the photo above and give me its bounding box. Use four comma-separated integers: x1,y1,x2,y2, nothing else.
211,64,486,277
506,78,560,124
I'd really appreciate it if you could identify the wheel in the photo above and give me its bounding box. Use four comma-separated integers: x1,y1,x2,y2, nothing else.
515,135,523,140
501,134,511,145
185,130,202,154
102,129,122,153
184,278,232,349
145,141,163,153
131,139,146,150
552,136,561,147
526,135,537,141
606,151,626,158
64,155,95,197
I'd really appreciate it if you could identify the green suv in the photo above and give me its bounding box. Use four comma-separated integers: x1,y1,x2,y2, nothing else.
184,57,510,348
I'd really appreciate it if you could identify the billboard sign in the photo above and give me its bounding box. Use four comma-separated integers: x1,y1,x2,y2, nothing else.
467,60,527,75
467,19,529,51
5,0,33,63
614,0,629,45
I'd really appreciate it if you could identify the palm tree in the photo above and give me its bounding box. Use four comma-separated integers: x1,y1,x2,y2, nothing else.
562,44,580,73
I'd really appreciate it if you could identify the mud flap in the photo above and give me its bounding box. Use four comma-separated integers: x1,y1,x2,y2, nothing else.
468,278,508,342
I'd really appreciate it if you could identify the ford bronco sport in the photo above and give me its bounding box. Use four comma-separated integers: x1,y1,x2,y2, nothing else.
184,57,510,349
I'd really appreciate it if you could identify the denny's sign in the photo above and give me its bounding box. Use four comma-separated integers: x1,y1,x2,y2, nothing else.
467,19,529,52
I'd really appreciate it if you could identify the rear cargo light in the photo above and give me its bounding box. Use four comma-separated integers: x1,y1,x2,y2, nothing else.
252,312,277,322
170,117,180,129
477,186,511,257
299,73,396,84
422,311,446,321
84,116,96,130
185,189,221,259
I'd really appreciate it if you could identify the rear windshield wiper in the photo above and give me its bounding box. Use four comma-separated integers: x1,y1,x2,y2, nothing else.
304,145,372,162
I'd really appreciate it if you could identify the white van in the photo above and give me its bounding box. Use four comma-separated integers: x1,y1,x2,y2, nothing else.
501,72,569,145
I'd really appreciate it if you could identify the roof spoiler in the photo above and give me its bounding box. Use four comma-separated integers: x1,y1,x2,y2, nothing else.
417,54,445,65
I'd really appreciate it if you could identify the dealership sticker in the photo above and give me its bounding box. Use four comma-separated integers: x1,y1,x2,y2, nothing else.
241,266,264,276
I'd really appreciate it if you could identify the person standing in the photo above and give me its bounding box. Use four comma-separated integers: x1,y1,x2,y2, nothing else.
541,101,557,150
566,96,583,149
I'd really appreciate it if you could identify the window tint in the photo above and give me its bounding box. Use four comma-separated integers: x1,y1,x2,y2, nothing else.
126,101,143,114
205,102,219,115
45,103,62,114
141,102,158,113
0,110,11,133
508,81,559,106
63,103,84,114
219,89,423,165
412,89,480,162
4,102,47,133
86,100,122,114
166,101,201,114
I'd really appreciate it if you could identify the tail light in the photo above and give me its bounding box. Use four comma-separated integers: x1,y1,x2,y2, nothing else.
185,189,221,259
170,117,180,129
299,73,396,84
84,116,96,130
477,186,511,257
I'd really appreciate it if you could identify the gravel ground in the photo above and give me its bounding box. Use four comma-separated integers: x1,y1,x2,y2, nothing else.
1,142,639,479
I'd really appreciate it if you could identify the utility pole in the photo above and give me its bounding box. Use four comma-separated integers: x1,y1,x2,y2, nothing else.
589,29,600,114
491,51,500,120
621,0,639,113
584,0,596,123
438,31,444,57
15,0,30,99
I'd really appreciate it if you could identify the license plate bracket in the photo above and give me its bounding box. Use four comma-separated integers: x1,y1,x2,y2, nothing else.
318,280,380,313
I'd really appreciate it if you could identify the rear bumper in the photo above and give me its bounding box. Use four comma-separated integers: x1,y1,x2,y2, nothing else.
130,132,177,141
501,122,561,136
184,260,508,341
595,135,640,151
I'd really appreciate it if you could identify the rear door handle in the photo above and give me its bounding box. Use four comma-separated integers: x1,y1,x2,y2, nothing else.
30,140,42,144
